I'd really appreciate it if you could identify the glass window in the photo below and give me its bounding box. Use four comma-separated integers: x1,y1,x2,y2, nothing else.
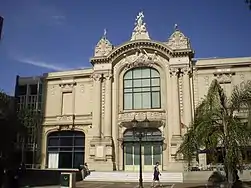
134,145,140,165
153,145,162,165
19,85,27,95
144,145,152,165
123,67,161,110
29,84,38,95
125,146,133,165
47,131,85,169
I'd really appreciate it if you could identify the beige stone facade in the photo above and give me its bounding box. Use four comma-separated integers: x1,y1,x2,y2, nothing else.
40,12,251,172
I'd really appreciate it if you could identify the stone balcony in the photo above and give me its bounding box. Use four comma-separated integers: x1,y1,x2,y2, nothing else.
118,110,166,123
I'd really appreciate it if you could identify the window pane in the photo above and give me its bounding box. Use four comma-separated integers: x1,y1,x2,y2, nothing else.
124,88,133,93
151,78,160,86
134,145,140,165
60,137,73,146
125,146,133,165
133,93,142,109
153,145,162,165
152,87,160,91
48,138,59,146
73,152,84,168
124,71,132,79
74,137,84,146
144,145,152,165
133,79,141,87
141,88,151,92
133,88,141,92
151,69,159,77
141,79,150,87
133,69,141,78
152,92,160,108
142,92,151,108
124,80,132,88
142,68,150,78
124,93,132,109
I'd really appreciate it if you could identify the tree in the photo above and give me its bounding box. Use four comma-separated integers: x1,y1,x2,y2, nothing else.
177,79,251,186
0,91,22,165
246,0,251,10
17,107,42,167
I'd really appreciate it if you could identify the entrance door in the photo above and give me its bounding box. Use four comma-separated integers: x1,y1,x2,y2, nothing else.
124,143,162,171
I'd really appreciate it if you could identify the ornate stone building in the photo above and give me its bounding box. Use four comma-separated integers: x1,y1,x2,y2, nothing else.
38,12,251,172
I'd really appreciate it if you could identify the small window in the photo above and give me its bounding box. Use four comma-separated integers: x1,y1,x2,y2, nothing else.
29,84,38,95
18,85,27,95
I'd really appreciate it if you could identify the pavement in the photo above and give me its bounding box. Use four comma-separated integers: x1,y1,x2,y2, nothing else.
30,181,208,188
26,180,251,188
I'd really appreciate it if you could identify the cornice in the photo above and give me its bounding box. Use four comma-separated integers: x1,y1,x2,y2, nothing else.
90,40,193,65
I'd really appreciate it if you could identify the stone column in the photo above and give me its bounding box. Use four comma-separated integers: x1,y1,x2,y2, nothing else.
104,73,112,138
170,68,181,136
182,67,192,127
92,73,102,138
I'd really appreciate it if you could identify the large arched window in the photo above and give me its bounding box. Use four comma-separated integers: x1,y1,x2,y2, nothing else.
123,67,161,110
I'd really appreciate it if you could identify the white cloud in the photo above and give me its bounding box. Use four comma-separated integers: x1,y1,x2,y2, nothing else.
16,58,69,71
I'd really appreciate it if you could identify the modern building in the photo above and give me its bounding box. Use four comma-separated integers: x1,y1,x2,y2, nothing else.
15,75,43,168
16,12,251,172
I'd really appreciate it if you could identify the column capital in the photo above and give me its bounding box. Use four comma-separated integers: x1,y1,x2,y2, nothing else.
91,73,102,81
104,73,113,80
180,67,192,77
169,67,179,76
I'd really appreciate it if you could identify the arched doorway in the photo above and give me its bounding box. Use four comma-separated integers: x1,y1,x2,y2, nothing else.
123,128,163,171
47,130,85,169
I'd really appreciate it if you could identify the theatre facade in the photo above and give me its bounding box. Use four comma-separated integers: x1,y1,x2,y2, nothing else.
40,12,251,172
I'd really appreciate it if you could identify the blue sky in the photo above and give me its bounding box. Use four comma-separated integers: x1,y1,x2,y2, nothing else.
0,0,250,95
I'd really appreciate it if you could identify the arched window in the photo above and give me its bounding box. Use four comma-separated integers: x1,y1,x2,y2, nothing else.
123,67,161,110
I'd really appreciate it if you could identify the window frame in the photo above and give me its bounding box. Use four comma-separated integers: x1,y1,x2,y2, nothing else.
123,67,161,110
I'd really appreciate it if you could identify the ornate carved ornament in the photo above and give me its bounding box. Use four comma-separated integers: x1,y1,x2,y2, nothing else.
118,111,166,124
166,24,191,51
213,73,234,84
122,48,161,70
90,73,103,81
94,29,114,57
131,11,150,41
57,115,74,122
91,40,176,65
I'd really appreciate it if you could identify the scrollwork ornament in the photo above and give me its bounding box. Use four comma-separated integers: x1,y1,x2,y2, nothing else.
169,67,179,76
91,73,102,81
104,73,113,80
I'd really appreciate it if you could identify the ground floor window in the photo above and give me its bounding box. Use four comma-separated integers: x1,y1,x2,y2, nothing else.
47,130,85,169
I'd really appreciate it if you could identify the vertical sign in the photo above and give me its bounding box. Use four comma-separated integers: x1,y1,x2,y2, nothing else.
0,16,3,40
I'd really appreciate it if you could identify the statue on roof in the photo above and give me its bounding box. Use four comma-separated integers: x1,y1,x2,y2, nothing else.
131,11,150,41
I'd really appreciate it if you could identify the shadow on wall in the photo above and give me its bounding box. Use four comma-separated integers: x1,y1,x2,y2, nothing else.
19,169,82,187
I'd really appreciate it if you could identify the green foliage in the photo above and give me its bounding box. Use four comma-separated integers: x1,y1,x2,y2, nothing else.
177,79,251,181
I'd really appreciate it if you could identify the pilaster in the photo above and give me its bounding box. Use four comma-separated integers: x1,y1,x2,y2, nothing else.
181,67,192,128
103,73,112,138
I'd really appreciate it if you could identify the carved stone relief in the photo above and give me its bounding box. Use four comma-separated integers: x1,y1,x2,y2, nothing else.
79,83,85,93
101,82,105,118
166,25,191,50
94,30,113,57
214,73,232,84
59,83,76,92
118,111,166,123
122,49,160,70
90,73,102,81
169,67,180,77
179,76,183,116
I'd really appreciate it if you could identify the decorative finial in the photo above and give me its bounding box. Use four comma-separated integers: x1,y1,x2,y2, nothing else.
174,24,178,31
103,28,107,39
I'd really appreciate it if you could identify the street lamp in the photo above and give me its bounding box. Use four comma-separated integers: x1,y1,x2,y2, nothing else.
131,116,150,188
